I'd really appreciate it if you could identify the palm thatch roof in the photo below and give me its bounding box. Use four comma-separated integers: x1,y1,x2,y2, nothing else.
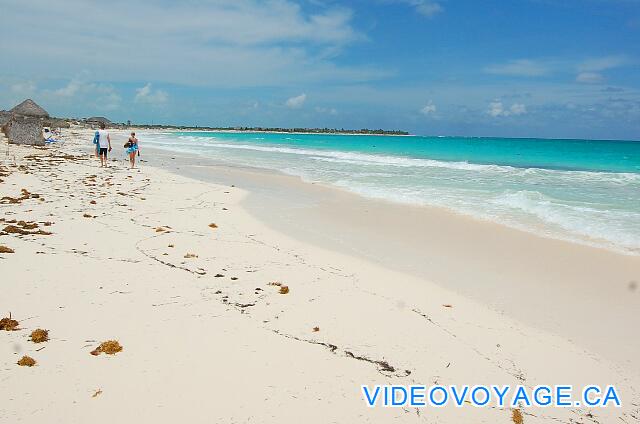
86,116,112,124
10,99,49,117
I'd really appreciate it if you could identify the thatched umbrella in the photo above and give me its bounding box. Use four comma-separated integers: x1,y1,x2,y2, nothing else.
4,99,49,146
86,116,112,124
10,99,49,118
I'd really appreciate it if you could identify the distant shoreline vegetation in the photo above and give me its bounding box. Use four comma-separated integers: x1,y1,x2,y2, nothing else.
127,125,410,136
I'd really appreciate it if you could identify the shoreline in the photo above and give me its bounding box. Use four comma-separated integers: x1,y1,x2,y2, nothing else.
140,131,640,255
138,141,640,372
146,143,639,256
1,127,638,423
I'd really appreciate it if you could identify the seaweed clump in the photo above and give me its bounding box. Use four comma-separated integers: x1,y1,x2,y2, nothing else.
0,245,15,254
0,315,19,331
30,328,49,343
279,285,290,295
0,188,42,205
3,222,51,236
90,340,123,356
17,356,37,367
512,409,524,424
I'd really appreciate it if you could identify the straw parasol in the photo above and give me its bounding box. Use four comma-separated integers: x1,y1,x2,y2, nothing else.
10,99,49,118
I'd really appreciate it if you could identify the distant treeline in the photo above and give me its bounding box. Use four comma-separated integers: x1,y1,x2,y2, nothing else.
125,124,409,136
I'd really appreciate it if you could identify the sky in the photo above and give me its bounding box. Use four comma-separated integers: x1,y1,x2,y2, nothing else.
1,0,639,139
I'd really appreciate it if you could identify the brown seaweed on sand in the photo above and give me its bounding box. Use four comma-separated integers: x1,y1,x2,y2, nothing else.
17,220,38,230
0,188,42,205
90,340,123,356
30,328,49,343
512,409,524,424
279,286,290,295
0,245,15,254
0,314,19,331
208,223,218,229
184,253,198,258
4,224,51,236
17,356,37,367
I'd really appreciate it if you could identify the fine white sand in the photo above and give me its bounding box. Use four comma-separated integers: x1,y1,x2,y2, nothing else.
0,128,638,424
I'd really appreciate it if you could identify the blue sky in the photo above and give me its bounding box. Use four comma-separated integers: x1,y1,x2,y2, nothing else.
1,0,639,139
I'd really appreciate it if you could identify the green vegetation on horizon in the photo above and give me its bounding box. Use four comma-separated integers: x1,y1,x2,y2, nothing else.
127,124,410,136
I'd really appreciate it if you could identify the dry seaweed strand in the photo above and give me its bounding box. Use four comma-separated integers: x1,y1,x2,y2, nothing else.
16,220,38,229
279,286,290,294
3,225,51,236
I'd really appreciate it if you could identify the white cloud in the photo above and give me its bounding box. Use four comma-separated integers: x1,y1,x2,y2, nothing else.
286,93,307,109
576,72,604,84
578,55,630,72
488,101,527,117
420,101,437,115
488,101,504,117
414,1,443,17
510,103,527,115
97,91,122,111
10,81,36,96
55,79,83,97
315,106,338,115
485,55,633,83
135,83,168,105
391,0,443,17
484,59,551,77
0,0,382,89
46,78,122,111
574,55,631,84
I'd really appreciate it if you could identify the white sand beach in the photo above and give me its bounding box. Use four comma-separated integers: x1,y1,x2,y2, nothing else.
1,128,639,424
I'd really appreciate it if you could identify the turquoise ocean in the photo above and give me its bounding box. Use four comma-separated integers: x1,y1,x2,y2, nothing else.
143,131,640,254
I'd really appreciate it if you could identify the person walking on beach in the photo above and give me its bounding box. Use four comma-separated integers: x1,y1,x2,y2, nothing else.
96,123,112,168
92,129,100,158
125,132,140,169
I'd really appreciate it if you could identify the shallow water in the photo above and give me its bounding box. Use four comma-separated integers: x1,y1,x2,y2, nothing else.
141,131,640,254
